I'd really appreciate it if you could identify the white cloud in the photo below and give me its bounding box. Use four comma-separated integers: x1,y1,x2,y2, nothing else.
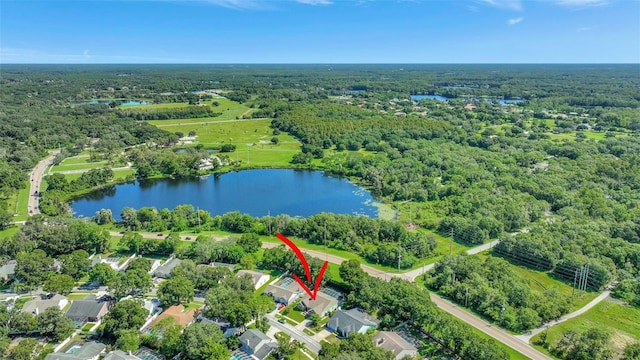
507,17,524,25
577,26,592,32
83,50,91,59
296,0,333,5
553,0,608,8
477,0,523,11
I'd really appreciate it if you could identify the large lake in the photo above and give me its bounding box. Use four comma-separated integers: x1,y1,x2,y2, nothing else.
71,169,381,219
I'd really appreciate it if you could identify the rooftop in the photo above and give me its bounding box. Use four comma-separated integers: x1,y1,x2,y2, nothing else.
149,305,197,328
373,331,418,358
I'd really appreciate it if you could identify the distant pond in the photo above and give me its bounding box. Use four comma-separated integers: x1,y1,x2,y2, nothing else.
410,95,523,106
71,169,381,220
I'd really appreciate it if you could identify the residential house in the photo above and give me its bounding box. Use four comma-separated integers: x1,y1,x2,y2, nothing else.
264,278,302,305
154,258,182,279
65,295,113,324
103,350,141,360
199,316,241,338
90,256,126,271
0,260,16,282
327,308,380,338
237,270,270,290
148,259,162,274
197,159,213,170
237,329,277,360
209,262,236,271
44,341,106,360
21,294,68,315
297,291,338,317
373,331,419,360
148,305,197,329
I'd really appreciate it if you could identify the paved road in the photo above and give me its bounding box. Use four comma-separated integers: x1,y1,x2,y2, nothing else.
27,151,59,216
431,293,551,360
265,313,322,354
516,289,612,343
261,242,553,359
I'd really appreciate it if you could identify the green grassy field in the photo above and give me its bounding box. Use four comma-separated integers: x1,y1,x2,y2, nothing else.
5,185,30,221
154,118,301,168
531,300,640,358
62,168,135,182
0,226,20,239
478,253,599,311
138,98,253,123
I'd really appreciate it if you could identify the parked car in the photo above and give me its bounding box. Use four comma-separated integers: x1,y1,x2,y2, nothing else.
157,233,163,237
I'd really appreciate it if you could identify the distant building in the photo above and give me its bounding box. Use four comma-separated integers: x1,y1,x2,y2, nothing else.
45,341,106,360
327,308,379,338
373,331,419,359
21,294,68,315
237,329,277,360
237,270,270,290
297,291,338,317
154,258,182,279
65,295,113,324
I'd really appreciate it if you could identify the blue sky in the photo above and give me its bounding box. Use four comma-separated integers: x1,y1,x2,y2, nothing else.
1,0,638,63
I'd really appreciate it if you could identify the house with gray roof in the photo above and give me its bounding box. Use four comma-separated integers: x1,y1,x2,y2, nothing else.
21,294,68,315
65,295,113,323
103,350,141,360
0,260,16,282
238,329,277,360
237,270,270,290
297,291,338,317
45,341,106,360
264,278,302,305
199,316,241,338
154,258,182,278
373,331,418,360
327,308,380,338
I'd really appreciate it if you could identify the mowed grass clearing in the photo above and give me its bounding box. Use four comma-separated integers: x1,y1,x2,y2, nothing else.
531,300,640,358
5,185,31,220
154,118,301,168
139,98,254,124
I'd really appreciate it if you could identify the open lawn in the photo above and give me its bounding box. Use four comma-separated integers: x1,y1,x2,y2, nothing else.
547,130,625,142
0,226,20,239
140,98,253,122
5,186,30,220
151,118,301,168
531,300,640,359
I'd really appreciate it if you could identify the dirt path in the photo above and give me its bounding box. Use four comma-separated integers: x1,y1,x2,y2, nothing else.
516,289,612,343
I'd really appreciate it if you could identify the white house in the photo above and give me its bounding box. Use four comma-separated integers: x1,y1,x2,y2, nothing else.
237,270,270,290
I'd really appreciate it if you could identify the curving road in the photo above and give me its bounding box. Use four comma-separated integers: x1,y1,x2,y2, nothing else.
265,313,322,354
27,151,59,216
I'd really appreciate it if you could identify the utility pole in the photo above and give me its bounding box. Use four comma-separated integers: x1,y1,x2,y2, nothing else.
267,210,271,236
572,268,579,300
397,244,402,273
324,220,328,261
465,287,469,307
449,228,454,256
197,206,201,228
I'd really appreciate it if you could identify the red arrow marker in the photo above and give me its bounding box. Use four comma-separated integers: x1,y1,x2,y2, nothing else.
276,233,329,300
